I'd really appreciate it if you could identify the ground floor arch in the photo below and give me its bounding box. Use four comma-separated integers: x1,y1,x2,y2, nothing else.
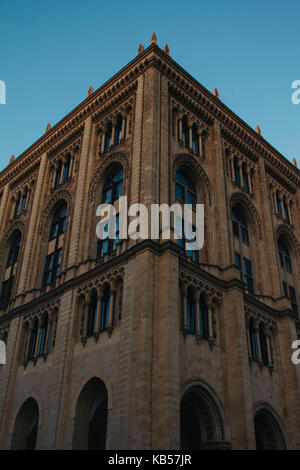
72,376,108,450
254,408,286,450
11,397,39,450
180,383,230,450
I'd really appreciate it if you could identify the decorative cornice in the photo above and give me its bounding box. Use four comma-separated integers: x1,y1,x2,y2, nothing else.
265,162,297,194
245,303,276,331
77,265,125,298
179,268,222,304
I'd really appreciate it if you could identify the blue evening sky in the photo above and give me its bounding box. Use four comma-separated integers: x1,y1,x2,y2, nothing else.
1,0,300,172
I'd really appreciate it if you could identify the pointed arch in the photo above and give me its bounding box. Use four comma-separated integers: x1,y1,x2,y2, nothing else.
230,192,262,240
276,224,300,256
88,152,129,203
173,153,212,205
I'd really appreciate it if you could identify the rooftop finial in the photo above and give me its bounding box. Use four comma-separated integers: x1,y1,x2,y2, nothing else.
9,155,14,164
256,125,262,136
88,86,94,96
151,32,157,44
138,44,144,55
163,44,170,55
213,88,220,99
292,157,298,168
45,123,51,133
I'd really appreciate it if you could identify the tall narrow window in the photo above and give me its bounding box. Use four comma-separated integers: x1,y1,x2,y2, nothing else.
99,285,111,332
13,194,21,218
37,314,48,357
186,288,195,333
199,294,209,339
234,158,241,188
276,193,283,219
283,199,290,224
87,291,98,337
43,204,67,288
19,188,28,215
242,164,249,193
249,318,258,361
104,122,113,153
27,318,38,361
0,231,21,311
259,323,268,366
182,116,189,148
114,114,123,146
62,154,71,184
192,125,199,155
54,160,62,190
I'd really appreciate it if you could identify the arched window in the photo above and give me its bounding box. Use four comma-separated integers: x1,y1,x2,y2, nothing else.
104,122,113,153
199,294,209,339
101,166,123,205
278,237,292,273
175,169,197,207
42,203,67,288
186,288,195,333
87,291,98,337
249,318,258,361
97,166,123,258
232,206,254,293
114,114,123,146
192,124,199,155
175,169,198,262
232,207,249,244
0,231,21,311
100,285,111,332
182,116,189,148
278,237,298,313
259,323,268,366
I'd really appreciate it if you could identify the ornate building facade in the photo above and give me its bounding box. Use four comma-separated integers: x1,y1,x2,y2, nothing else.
0,35,300,450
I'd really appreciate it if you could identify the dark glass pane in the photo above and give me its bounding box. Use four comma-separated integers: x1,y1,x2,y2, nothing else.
232,220,239,238
241,227,249,244
176,184,184,202
235,252,241,269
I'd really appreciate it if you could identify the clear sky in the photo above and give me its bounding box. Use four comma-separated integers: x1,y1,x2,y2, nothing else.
1,0,300,172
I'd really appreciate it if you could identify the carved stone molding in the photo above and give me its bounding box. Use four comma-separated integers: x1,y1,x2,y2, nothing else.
76,266,125,299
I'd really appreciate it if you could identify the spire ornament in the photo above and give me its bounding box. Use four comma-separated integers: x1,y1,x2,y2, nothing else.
151,32,157,44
